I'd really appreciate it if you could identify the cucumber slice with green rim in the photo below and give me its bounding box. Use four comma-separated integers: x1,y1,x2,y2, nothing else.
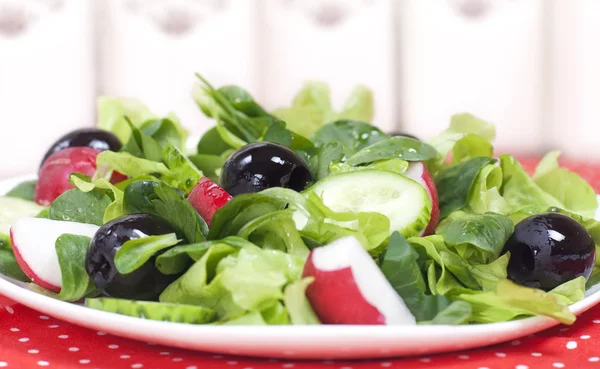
0,197,46,236
85,298,217,324
310,170,431,238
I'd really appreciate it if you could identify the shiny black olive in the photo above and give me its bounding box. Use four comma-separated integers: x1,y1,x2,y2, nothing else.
220,142,313,196
388,132,420,140
86,213,181,300
502,213,596,291
41,128,122,169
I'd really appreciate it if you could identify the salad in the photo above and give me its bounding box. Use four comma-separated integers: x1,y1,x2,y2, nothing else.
0,74,598,327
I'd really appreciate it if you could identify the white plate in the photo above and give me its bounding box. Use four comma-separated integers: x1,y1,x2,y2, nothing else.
1,175,600,360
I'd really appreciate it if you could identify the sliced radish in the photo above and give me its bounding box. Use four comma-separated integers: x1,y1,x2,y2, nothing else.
188,177,232,226
35,147,127,206
303,236,415,325
309,170,431,238
404,162,439,236
10,217,99,292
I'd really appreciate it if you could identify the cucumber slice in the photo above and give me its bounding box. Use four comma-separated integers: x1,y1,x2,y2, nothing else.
85,298,216,324
310,170,431,238
0,197,46,235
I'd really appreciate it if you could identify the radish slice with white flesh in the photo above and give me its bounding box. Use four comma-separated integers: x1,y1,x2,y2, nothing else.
303,236,416,325
404,162,439,236
10,217,99,292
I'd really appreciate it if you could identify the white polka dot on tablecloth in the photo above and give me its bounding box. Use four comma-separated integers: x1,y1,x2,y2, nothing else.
58,335,68,339
553,363,565,368
593,319,600,324
108,344,119,349
227,361,238,366
28,349,39,354
380,363,391,368
590,357,600,362
516,365,528,369
6,306,14,314
120,355,130,359
458,355,469,360
496,352,507,357
186,366,198,369
566,341,577,349
159,352,170,356
281,364,294,368
582,335,591,339
172,358,183,362
96,331,107,336
131,364,143,369
37,361,49,367
18,337,29,342
242,367,253,369
511,340,521,346
0,362,7,367
9,327,19,332
68,347,79,352
531,352,542,357
79,359,90,364
479,367,490,369
419,358,431,363
48,325,59,329
39,315,49,320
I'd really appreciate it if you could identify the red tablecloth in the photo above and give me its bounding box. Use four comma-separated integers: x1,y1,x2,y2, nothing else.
2,156,600,369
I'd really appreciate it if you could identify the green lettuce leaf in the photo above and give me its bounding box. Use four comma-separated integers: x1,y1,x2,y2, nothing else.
0,235,28,282
114,233,182,274
550,277,586,305
283,277,321,325
96,151,171,179
451,279,577,325
467,163,511,215
435,157,495,219
49,189,112,226
70,175,125,224
431,301,472,325
435,211,514,263
162,143,202,193
312,120,388,157
123,180,208,243
5,180,37,202
345,137,438,166
0,197,46,235
55,234,98,302
451,134,494,164
532,151,598,218
426,113,495,174
500,154,564,211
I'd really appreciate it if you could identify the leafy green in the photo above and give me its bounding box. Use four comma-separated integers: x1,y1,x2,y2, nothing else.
49,189,112,226
550,277,586,305
329,159,409,176
262,120,294,147
435,157,495,219
272,82,374,138
162,143,202,193
5,180,37,201
310,141,344,181
221,301,289,325
196,127,234,156
123,180,208,243
96,151,171,178
283,278,321,325
345,137,438,166
532,151,598,218
140,118,188,151
97,97,187,147
55,234,98,301
435,211,514,263
451,134,494,164
189,152,229,182
451,279,577,325
160,244,303,321
155,237,253,275
468,163,511,215
500,154,564,211
312,120,388,157
379,232,426,314
431,301,472,325
70,175,125,224
0,235,28,282
120,120,163,162
426,113,495,174
114,233,181,274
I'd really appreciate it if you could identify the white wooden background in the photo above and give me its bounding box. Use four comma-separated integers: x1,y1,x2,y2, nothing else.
0,0,599,178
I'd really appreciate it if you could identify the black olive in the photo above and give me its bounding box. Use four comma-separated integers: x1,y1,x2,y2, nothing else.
502,213,596,291
41,128,122,169
86,214,181,300
220,142,313,196
388,132,420,140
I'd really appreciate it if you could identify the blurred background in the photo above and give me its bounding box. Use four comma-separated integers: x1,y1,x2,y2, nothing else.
0,0,598,178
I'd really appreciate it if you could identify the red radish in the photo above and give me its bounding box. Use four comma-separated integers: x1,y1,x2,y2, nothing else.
10,217,99,292
188,177,232,226
302,236,416,325
405,162,439,236
35,147,127,206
